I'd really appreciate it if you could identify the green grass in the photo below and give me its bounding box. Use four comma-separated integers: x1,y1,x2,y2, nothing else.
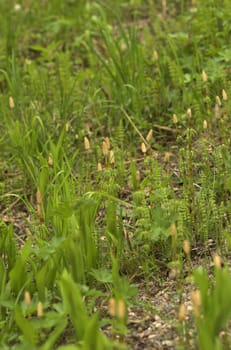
1,1,231,349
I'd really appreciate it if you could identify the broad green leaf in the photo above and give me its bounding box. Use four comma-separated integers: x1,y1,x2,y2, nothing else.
90,268,113,283
59,270,88,341
40,318,67,350
9,239,32,293
14,306,38,345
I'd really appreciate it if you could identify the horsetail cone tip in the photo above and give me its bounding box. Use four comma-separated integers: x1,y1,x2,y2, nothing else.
109,150,115,164
191,290,201,317
9,96,15,109
141,142,147,154
183,240,190,255
222,89,227,101
48,154,53,166
170,223,177,236
84,136,91,150
213,254,221,268
97,162,103,171
36,189,42,205
203,120,208,130
216,95,221,106
102,140,109,156
146,129,153,142
178,303,187,321
187,108,192,119
173,114,178,124
202,70,207,82
24,291,31,306
105,137,110,149
153,50,158,61
108,298,126,319
37,302,44,317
